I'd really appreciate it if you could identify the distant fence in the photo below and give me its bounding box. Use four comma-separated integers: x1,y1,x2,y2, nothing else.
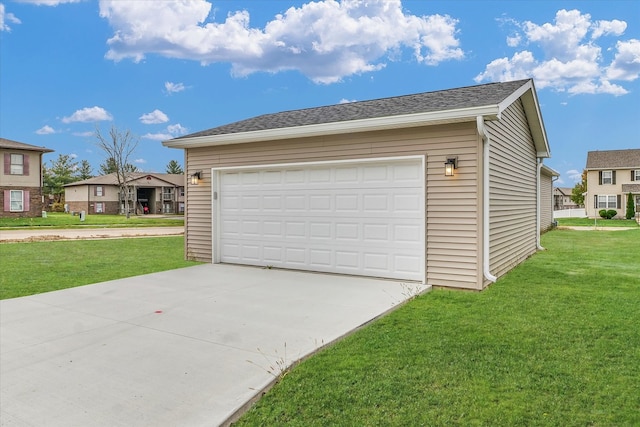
553,208,586,218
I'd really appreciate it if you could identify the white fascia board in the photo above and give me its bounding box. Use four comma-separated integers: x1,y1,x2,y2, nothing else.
498,80,551,158
163,105,500,149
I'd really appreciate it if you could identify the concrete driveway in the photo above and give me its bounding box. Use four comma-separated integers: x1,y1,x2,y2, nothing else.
1,264,428,426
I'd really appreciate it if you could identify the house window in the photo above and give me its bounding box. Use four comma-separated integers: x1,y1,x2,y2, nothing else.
601,171,613,185
95,202,104,213
597,195,617,209
179,187,185,197
96,186,104,197
10,190,24,211
10,154,24,175
163,188,174,201
179,202,185,213
634,170,640,181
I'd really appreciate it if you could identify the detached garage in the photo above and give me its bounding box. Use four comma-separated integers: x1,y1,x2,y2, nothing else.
164,79,552,290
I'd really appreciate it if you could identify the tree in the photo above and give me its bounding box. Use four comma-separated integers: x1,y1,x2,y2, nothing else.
571,169,587,208
43,154,79,205
166,160,184,174
77,160,93,180
95,125,139,217
99,157,138,175
626,193,635,220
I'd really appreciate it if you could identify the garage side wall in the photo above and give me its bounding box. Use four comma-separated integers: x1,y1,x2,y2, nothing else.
486,100,538,281
185,122,482,289
540,170,554,232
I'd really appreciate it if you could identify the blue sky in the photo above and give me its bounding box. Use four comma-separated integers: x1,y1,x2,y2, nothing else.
1,0,639,186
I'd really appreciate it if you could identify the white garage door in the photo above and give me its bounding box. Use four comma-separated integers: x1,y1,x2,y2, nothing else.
216,158,424,281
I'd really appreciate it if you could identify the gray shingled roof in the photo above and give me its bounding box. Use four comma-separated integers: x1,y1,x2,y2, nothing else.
65,172,184,187
0,137,53,153
586,149,640,169
175,79,531,140
622,184,640,193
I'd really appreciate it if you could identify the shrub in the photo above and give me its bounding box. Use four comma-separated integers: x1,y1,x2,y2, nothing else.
51,202,65,213
599,209,617,219
626,193,635,219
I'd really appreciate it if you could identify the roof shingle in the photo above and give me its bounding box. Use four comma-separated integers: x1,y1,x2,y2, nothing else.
586,149,640,169
175,79,531,140
0,137,53,153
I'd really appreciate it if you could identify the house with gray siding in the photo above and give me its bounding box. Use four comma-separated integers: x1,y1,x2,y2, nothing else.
163,79,552,290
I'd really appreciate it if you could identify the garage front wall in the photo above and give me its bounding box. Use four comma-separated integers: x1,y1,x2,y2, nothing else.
185,122,484,289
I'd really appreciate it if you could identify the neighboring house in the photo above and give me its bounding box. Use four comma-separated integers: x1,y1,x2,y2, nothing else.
64,172,185,215
163,79,552,290
553,187,579,210
0,137,53,218
585,149,640,219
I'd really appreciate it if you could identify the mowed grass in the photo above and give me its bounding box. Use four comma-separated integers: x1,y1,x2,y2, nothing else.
0,236,200,299
0,212,184,229
235,229,640,426
556,217,638,227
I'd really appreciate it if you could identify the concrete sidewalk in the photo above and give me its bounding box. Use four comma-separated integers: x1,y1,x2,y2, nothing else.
0,226,184,242
1,264,429,426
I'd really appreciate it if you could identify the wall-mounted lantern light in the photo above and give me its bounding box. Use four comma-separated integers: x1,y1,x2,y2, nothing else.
190,171,202,185
444,157,458,177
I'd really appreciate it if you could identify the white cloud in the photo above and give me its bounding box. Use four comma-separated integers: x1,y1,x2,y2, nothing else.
167,123,187,135
165,82,186,94
566,169,582,183
62,106,113,123
15,0,83,5
98,0,464,84
142,123,188,141
73,131,95,137
339,98,357,104
134,158,146,164
69,153,78,159
1,4,21,32
139,109,169,124
35,125,56,135
606,39,640,81
591,19,626,39
476,9,636,96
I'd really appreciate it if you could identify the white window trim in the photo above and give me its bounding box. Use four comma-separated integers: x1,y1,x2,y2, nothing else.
10,190,24,212
10,154,24,175
635,170,640,181
602,170,612,185
597,195,617,209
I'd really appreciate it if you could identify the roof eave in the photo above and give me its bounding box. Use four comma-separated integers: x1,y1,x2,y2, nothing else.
163,105,501,149
498,80,550,158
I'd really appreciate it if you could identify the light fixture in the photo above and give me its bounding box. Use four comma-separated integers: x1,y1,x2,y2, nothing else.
190,171,202,185
444,157,458,176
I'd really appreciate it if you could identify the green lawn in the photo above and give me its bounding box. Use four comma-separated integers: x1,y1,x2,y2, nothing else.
0,212,184,229
234,229,640,426
556,217,638,227
0,236,199,299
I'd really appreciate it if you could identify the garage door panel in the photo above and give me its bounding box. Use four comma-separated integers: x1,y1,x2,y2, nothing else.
218,159,424,281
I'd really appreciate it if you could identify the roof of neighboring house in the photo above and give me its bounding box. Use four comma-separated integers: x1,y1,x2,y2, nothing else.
586,149,640,169
622,184,640,193
65,172,185,187
0,137,54,153
164,79,550,158
554,187,573,195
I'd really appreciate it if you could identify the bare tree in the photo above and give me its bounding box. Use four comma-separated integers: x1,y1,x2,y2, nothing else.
95,125,139,218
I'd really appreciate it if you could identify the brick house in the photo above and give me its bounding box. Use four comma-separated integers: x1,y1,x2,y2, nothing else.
0,137,53,218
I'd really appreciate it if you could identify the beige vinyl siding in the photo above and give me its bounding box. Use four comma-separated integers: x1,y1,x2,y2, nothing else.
540,170,553,232
185,122,482,289
486,100,538,279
